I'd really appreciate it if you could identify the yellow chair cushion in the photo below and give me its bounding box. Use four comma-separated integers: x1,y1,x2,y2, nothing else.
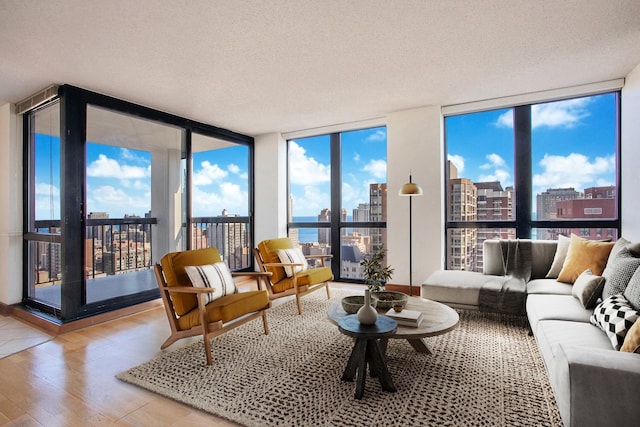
177,290,269,331
270,266,333,293
258,238,294,284
160,248,222,316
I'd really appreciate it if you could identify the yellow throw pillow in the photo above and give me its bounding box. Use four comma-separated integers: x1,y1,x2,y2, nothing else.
621,319,640,353
557,235,614,284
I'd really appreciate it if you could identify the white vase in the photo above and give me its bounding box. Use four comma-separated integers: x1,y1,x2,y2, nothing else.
357,290,378,325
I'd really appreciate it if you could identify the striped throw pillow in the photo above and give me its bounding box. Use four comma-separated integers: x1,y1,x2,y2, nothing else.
277,248,309,277
184,262,238,304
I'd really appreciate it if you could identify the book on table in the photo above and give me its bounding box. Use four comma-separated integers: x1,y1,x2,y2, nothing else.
385,308,423,327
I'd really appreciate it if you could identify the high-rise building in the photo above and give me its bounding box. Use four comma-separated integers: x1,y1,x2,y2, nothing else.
317,208,331,244
536,188,580,239
207,209,249,270
369,183,387,251
474,182,515,271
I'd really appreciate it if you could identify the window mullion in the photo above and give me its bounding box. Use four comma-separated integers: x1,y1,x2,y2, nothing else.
513,105,532,239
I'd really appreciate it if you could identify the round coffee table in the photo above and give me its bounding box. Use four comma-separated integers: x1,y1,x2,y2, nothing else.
328,296,459,354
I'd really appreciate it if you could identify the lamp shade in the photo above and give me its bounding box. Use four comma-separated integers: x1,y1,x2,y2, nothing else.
399,182,423,196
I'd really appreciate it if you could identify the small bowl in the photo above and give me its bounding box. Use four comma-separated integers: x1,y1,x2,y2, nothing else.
371,291,409,310
341,295,365,314
393,304,404,313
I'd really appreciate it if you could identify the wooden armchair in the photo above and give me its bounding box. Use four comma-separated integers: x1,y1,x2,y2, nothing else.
254,237,333,314
154,247,272,365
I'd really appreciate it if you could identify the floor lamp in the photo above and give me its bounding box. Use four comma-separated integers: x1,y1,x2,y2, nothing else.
399,173,423,296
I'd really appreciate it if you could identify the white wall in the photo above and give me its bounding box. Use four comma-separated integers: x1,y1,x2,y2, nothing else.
621,64,640,240
0,103,22,304
254,132,287,245
386,107,444,287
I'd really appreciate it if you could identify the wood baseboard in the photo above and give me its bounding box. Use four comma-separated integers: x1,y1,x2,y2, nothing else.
5,299,163,335
385,283,421,296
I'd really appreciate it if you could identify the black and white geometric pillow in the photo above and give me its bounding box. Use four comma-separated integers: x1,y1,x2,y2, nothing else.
590,294,640,350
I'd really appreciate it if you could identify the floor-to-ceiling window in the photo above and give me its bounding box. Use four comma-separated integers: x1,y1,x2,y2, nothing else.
444,92,620,272
23,85,254,322
286,126,388,282
190,133,252,269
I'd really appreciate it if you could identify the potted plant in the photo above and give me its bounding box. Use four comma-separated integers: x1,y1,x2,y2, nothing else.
360,245,394,293
360,245,408,310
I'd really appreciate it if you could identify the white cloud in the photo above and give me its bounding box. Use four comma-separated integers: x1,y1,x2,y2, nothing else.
193,161,228,186
481,153,506,169
362,159,387,179
447,154,465,173
119,147,149,163
477,153,511,184
478,169,511,184
87,154,149,179
86,184,150,217
290,184,330,216
533,153,615,192
495,97,592,129
288,141,330,185
227,163,240,174
365,129,386,142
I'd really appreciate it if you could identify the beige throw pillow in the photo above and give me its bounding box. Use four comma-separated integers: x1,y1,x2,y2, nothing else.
545,234,570,279
557,235,614,284
621,319,640,353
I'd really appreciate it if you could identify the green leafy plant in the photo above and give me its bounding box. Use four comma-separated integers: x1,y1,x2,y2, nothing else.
360,245,394,293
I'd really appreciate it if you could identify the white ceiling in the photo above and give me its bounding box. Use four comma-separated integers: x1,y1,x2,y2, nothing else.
1,0,639,136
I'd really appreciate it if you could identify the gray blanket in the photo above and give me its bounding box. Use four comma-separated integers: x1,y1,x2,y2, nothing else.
479,239,531,315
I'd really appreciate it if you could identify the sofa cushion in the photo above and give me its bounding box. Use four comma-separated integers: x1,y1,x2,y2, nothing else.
621,319,640,353
535,319,613,363
527,294,593,330
590,294,640,350
602,246,640,299
422,270,502,308
277,247,308,277
526,278,573,295
572,269,605,309
184,262,238,304
545,234,570,279
623,266,640,310
557,235,614,284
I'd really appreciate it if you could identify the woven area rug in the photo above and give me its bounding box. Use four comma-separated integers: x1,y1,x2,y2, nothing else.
117,290,562,426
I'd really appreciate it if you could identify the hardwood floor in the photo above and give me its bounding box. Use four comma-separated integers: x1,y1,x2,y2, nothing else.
0,282,363,426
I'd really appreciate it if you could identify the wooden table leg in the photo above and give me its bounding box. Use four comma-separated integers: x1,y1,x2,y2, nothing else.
368,339,396,392
342,338,366,382
407,338,433,354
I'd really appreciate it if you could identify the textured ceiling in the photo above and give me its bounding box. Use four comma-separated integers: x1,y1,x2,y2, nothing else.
1,0,639,136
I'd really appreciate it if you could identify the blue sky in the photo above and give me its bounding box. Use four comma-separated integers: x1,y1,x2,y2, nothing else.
446,93,617,202
35,93,615,220
288,126,387,217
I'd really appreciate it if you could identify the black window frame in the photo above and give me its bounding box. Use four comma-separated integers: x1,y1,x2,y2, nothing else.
286,128,388,282
22,84,255,322
444,92,621,269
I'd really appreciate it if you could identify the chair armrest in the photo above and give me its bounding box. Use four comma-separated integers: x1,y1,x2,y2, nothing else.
304,254,333,259
164,286,217,294
231,271,272,277
264,262,304,267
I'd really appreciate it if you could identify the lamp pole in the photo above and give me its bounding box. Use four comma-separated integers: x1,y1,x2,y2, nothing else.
408,175,414,295
399,173,422,297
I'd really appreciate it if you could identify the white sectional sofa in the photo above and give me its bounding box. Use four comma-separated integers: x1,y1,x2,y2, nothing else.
422,237,640,427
